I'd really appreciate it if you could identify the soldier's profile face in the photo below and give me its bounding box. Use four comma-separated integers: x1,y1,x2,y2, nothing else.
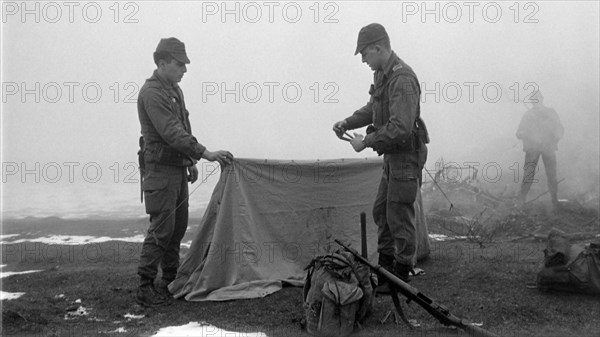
360,46,379,71
163,59,187,84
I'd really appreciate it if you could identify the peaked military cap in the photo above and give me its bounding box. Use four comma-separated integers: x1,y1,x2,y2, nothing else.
155,37,191,64
355,23,389,55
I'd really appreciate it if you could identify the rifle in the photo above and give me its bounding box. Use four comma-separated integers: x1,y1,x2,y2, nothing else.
334,239,500,337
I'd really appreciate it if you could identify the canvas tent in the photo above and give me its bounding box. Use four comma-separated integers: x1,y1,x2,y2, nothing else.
170,158,430,301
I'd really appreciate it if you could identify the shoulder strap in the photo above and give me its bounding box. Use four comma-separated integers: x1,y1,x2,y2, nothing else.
389,63,420,90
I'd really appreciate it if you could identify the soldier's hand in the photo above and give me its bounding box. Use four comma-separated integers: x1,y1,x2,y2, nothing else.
188,165,199,183
350,133,366,152
203,150,234,167
332,120,348,139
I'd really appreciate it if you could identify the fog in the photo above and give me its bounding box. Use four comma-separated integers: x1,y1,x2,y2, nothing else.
2,1,599,218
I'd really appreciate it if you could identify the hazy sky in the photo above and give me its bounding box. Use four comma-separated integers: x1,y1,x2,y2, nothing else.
2,1,599,217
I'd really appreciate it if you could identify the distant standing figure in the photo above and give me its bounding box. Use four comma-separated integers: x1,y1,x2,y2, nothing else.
516,90,564,208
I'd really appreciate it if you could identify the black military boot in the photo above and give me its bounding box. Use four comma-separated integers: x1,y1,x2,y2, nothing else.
157,268,177,299
375,254,395,294
136,278,170,307
378,254,395,271
393,261,413,283
156,278,173,299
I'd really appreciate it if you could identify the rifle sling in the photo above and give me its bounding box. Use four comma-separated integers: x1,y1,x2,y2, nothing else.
389,285,415,329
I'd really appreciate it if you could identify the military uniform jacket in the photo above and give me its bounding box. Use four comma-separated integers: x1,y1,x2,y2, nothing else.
344,52,423,154
516,105,563,153
138,70,206,166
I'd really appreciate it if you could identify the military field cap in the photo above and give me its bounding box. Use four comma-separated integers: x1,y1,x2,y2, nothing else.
155,37,190,64
355,23,389,55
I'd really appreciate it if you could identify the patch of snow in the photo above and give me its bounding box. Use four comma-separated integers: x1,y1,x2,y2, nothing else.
429,234,468,241
105,327,128,333
0,265,40,300
0,269,43,279
1,234,145,245
0,291,26,300
64,306,89,320
88,317,105,322
124,313,145,320
151,322,268,337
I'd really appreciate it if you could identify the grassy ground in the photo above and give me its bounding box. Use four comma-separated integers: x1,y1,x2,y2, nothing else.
2,203,599,337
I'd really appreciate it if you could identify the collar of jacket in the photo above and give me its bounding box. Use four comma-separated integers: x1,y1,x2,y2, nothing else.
375,51,401,86
382,51,401,78
149,69,179,91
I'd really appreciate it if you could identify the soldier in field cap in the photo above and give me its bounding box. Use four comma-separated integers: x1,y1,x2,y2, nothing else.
333,23,430,285
135,37,233,307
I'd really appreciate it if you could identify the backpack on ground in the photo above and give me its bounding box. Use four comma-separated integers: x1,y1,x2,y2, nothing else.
536,230,600,295
302,250,374,337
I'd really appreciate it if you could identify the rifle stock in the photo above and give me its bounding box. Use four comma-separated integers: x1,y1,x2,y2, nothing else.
334,239,500,337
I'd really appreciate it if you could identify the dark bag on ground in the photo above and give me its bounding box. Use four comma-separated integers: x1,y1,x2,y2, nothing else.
536,230,600,295
303,251,374,337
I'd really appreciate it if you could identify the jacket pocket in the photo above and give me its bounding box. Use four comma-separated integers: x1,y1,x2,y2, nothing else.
142,175,169,214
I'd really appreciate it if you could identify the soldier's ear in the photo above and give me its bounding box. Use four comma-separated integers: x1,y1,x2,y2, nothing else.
157,59,168,69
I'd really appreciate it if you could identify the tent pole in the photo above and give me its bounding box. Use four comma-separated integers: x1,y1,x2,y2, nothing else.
360,212,368,258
